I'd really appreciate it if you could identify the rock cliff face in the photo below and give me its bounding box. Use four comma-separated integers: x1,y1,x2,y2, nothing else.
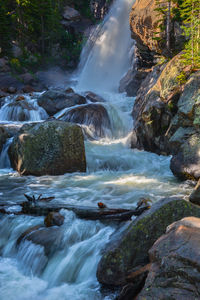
132,55,200,179
129,0,200,180
130,0,185,61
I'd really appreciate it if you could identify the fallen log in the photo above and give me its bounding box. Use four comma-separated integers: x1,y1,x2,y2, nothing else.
21,201,149,221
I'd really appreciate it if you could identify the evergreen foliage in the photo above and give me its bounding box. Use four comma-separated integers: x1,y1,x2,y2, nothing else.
154,0,200,69
180,0,200,69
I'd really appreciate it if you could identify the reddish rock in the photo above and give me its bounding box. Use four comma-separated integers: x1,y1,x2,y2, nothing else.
44,212,64,227
138,217,200,299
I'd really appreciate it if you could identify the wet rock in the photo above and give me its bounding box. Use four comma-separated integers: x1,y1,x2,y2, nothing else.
8,120,86,176
60,103,111,138
17,225,63,256
84,91,105,103
37,89,86,116
16,95,25,101
189,180,200,205
170,133,200,180
22,85,37,93
97,197,200,286
5,98,38,121
7,86,17,94
44,212,65,227
0,123,23,138
138,217,200,299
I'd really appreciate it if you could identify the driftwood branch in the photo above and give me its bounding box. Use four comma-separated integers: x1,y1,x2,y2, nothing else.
0,194,151,221
21,201,149,221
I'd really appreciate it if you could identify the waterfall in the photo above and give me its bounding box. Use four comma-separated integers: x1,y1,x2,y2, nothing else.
77,0,134,93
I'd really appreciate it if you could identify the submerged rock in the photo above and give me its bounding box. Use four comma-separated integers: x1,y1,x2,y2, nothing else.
44,212,65,227
59,103,112,138
37,89,86,116
138,217,200,299
17,225,63,256
8,120,86,176
97,197,200,286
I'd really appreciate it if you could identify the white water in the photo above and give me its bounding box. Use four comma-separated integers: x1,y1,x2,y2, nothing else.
77,0,134,92
0,0,193,299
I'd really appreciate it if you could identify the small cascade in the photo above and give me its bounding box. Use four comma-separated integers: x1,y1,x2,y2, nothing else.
0,137,13,169
0,94,48,122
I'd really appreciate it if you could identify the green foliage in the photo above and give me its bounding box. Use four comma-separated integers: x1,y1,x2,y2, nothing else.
180,0,200,69
176,71,187,84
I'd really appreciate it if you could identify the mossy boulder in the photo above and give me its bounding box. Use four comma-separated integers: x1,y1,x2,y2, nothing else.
133,55,184,154
8,120,86,176
97,197,200,286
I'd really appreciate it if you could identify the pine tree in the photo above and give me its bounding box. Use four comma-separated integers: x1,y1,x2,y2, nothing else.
180,0,200,69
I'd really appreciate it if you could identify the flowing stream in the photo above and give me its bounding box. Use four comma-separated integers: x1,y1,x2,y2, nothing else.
0,0,193,299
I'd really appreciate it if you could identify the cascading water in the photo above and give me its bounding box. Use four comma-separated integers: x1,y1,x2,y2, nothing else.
77,0,134,93
0,0,193,299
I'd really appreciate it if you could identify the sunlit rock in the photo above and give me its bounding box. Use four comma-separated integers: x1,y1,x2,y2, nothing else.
138,217,200,299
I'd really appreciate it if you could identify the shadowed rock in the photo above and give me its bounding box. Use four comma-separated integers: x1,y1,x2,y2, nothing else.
97,198,200,286
59,103,112,138
38,89,86,115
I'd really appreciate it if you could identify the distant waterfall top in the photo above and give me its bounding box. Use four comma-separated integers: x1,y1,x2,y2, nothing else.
77,0,134,93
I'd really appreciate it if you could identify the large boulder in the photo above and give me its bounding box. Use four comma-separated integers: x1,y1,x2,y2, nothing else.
170,133,200,180
37,89,86,116
97,198,200,286
138,217,200,299
8,120,86,176
59,103,112,138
